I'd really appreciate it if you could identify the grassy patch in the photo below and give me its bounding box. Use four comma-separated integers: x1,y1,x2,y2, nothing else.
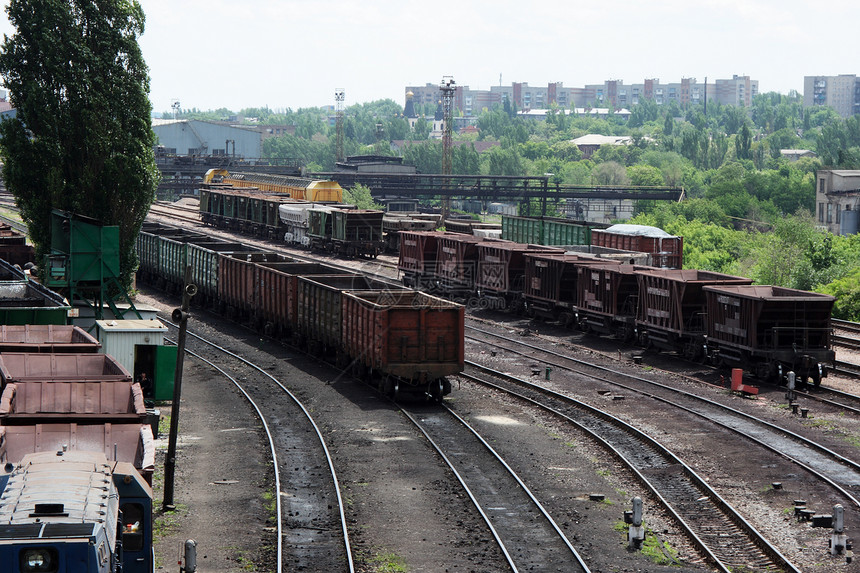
154,503,188,540
225,547,257,572
640,530,679,564
157,412,172,441
369,551,408,572
597,468,611,478
804,419,836,430
614,521,679,565
261,490,276,519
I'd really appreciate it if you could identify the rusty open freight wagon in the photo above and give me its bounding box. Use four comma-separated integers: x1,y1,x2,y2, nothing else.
342,290,464,400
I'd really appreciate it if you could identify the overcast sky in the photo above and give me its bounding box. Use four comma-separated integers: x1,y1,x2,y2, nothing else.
0,0,857,114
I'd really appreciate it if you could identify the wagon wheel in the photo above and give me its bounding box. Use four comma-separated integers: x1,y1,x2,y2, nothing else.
335,350,348,369
428,379,445,403
810,366,822,387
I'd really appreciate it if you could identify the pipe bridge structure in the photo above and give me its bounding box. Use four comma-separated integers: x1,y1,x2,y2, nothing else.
312,172,685,216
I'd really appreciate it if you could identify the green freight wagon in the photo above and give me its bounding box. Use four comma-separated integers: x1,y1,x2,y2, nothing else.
501,215,603,247
0,259,70,325
501,215,544,244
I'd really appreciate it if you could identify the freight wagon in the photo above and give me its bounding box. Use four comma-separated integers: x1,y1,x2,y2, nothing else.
249,261,351,336
576,263,644,340
342,290,463,399
0,324,100,353
0,353,155,482
702,285,836,384
591,224,684,269
501,215,605,247
635,269,753,358
278,202,355,248
217,252,295,319
0,259,71,326
476,241,563,310
435,232,484,297
382,213,440,253
398,231,442,290
199,172,345,242
136,225,464,399
294,274,404,358
523,254,620,326
0,222,35,267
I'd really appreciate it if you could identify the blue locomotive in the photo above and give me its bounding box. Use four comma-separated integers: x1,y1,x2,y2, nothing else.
0,450,153,573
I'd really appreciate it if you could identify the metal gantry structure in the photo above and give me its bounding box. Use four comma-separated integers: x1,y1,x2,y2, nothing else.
440,76,456,219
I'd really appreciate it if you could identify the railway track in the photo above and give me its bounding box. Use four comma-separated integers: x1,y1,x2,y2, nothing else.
401,403,591,573
146,205,404,277
461,362,799,573
466,325,860,507
833,334,860,352
833,318,860,336
164,320,355,573
832,360,860,379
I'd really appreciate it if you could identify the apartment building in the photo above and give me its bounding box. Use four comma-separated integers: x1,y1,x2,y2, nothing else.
408,75,758,118
803,75,860,118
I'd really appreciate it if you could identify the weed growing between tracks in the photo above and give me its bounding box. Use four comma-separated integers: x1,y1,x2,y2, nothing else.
367,550,408,572
613,521,680,566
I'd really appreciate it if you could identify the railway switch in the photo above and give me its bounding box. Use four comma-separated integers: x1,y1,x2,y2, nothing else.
785,371,796,404
627,497,644,549
181,539,198,573
830,505,847,556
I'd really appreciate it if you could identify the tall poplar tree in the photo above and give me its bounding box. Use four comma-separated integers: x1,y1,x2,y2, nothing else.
0,0,159,290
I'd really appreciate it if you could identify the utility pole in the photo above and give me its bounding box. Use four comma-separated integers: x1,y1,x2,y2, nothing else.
335,89,345,163
440,76,456,221
163,265,197,511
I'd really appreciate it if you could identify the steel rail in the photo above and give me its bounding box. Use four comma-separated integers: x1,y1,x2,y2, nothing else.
441,404,592,573
165,323,355,573
164,335,284,573
399,408,520,572
466,328,860,509
462,364,800,573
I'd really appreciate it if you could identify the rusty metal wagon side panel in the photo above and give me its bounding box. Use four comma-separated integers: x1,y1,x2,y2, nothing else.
0,325,100,353
255,262,348,335
476,241,563,295
295,275,403,351
342,290,464,383
703,284,836,381
0,353,131,387
635,269,753,337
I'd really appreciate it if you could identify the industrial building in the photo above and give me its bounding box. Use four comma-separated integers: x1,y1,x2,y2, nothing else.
152,119,263,160
816,169,860,235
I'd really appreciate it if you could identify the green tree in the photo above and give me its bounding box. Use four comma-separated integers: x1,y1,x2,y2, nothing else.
0,0,159,290
342,183,382,210
484,146,524,176
592,161,630,186
820,269,860,321
402,141,442,173
627,164,664,186
735,123,752,160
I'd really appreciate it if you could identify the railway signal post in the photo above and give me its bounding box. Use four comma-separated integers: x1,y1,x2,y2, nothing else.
163,265,197,511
